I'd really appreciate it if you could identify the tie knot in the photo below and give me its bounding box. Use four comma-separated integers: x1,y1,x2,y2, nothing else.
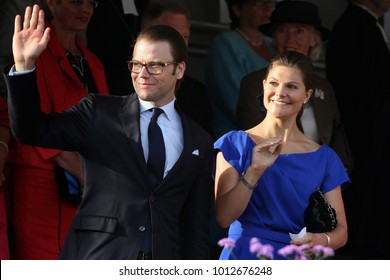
151,107,164,121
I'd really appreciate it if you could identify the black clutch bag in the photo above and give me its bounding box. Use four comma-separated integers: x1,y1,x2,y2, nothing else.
304,189,337,233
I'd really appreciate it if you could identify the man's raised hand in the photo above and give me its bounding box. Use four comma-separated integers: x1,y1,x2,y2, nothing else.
13,5,50,72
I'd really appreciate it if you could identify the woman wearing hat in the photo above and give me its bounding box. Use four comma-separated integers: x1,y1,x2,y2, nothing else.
237,0,353,175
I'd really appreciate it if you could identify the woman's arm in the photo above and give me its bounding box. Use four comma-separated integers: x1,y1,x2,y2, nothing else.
214,151,257,228
215,136,283,228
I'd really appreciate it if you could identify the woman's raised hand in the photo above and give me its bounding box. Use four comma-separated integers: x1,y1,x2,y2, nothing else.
13,5,50,72
251,137,283,170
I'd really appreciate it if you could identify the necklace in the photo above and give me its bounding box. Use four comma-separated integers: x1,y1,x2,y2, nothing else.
235,28,263,47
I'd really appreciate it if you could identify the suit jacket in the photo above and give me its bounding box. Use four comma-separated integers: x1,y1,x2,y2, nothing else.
4,69,214,260
237,68,354,174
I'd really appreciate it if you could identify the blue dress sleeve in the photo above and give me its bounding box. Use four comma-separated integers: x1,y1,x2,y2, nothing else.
321,145,351,192
214,131,254,174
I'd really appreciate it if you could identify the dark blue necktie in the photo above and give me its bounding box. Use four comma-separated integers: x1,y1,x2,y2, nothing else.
147,108,165,189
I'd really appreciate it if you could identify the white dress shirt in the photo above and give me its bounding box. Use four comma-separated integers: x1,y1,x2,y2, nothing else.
139,98,183,178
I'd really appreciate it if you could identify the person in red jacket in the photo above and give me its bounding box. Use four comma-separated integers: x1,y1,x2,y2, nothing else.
0,95,10,260
6,0,108,259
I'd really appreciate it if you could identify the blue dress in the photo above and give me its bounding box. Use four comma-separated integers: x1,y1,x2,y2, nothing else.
214,131,350,260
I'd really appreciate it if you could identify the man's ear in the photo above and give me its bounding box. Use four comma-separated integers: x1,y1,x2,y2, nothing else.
175,61,186,79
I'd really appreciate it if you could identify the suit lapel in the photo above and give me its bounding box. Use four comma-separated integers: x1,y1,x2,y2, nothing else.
118,95,150,177
117,99,200,190
160,106,197,183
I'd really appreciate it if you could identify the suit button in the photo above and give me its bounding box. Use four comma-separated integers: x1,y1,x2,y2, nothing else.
139,226,146,232
150,196,155,202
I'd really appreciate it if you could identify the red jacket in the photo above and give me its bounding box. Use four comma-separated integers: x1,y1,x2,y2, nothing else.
0,95,10,260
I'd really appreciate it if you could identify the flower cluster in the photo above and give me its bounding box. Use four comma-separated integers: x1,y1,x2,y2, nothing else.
249,237,274,260
278,243,334,260
218,237,335,260
217,238,237,259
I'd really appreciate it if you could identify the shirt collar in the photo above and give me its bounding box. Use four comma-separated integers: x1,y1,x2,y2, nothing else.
139,98,177,121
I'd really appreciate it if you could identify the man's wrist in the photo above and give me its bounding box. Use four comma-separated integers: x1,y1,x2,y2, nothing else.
9,64,35,76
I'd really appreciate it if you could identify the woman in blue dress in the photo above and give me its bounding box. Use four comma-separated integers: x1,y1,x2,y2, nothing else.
214,51,350,260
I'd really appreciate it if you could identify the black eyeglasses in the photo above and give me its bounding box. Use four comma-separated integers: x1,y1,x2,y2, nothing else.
244,0,275,7
70,0,98,8
128,60,178,75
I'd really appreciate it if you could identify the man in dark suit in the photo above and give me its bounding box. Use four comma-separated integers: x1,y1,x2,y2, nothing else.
326,0,390,259
5,5,214,260
87,0,214,139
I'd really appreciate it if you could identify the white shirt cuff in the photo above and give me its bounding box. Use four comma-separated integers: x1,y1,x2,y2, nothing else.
8,65,35,76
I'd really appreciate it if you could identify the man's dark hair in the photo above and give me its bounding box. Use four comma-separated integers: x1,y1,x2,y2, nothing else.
135,24,187,65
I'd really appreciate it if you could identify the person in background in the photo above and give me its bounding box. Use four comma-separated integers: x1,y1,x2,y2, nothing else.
237,0,353,175
138,0,214,138
214,51,349,260
0,96,11,260
6,0,108,259
5,5,214,259
0,0,41,260
326,0,390,259
0,0,17,260
86,0,150,95
205,0,276,139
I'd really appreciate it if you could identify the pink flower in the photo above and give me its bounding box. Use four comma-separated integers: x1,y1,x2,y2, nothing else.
217,237,237,259
249,237,262,254
217,238,236,250
278,244,307,260
311,245,335,259
278,244,335,260
249,237,274,260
